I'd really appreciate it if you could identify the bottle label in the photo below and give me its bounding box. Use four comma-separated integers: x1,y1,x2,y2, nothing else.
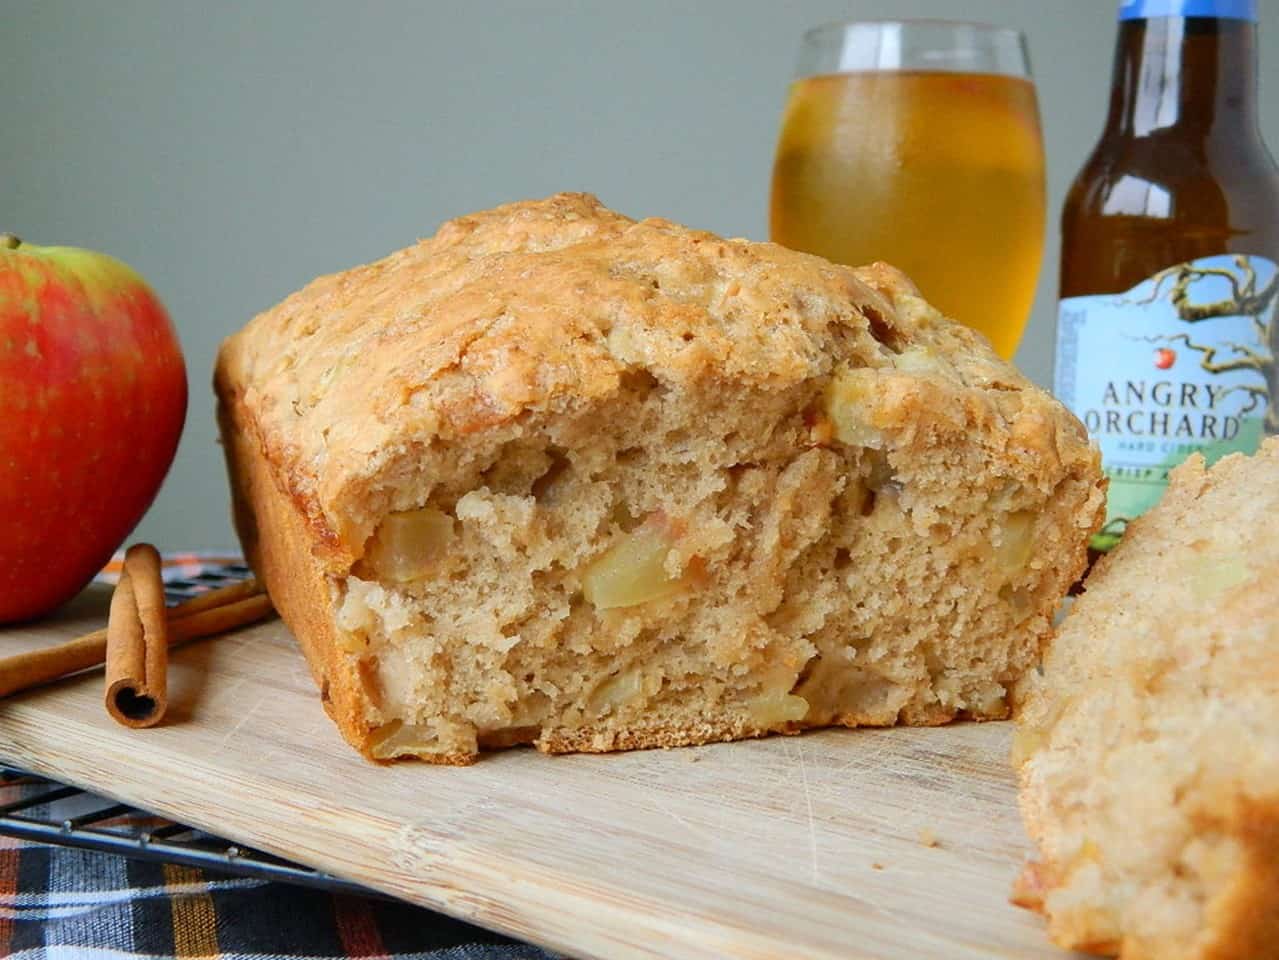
1055,253,1276,547
1119,0,1257,21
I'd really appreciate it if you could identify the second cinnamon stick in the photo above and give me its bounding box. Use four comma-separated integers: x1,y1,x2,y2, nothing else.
0,581,269,700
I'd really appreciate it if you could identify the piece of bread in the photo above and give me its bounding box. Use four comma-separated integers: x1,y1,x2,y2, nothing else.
214,192,1103,764
1013,438,1279,958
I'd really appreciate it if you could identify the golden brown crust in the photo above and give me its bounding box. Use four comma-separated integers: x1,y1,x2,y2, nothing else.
219,385,483,766
537,715,779,756
534,703,960,757
216,384,382,761
216,192,1094,566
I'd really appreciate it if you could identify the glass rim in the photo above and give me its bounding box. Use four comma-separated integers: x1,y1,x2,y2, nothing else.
795,18,1032,79
801,18,1026,43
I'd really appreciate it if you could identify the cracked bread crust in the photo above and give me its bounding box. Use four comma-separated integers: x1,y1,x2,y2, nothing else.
1014,439,1279,959
215,193,1104,764
216,193,1089,569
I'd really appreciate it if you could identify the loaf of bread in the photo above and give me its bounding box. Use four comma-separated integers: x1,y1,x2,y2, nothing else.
215,193,1103,764
1014,438,1279,958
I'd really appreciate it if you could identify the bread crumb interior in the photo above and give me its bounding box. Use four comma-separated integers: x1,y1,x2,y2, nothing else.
334,369,1056,760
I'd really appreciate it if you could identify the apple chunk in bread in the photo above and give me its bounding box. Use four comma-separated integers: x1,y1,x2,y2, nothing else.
582,513,701,610
363,507,455,582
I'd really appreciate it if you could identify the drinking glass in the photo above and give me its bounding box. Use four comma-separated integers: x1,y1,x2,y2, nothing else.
770,20,1045,358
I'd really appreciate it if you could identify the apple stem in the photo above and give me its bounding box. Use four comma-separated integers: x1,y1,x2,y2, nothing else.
0,234,20,250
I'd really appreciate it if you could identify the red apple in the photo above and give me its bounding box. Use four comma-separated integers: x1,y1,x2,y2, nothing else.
1153,347,1176,370
0,234,186,622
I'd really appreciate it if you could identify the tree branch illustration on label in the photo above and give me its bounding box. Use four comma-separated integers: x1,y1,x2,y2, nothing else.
1129,255,1278,432
1055,254,1277,549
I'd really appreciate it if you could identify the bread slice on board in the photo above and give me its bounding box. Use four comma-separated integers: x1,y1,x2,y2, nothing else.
215,192,1104,763
1014,437,1279,958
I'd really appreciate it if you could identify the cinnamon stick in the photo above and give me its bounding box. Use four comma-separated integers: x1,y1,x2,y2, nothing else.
161,577,262,617
104,544,169,727
0,579,271,700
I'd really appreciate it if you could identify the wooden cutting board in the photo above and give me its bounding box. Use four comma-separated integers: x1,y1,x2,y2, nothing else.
0,586,1074,960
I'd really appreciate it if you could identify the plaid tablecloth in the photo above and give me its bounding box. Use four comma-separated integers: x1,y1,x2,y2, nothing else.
0,555,560,960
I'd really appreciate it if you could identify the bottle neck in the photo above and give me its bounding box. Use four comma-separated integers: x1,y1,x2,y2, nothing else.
1106,17,1259,139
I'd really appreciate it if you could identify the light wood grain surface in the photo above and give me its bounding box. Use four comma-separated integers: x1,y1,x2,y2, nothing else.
0,589,1077,960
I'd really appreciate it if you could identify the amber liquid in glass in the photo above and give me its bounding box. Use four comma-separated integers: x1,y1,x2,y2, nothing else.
771,70,1046,359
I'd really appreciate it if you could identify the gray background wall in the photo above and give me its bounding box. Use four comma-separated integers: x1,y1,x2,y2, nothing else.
5,1,1278,552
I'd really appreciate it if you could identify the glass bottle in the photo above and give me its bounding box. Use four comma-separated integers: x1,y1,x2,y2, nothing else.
1055,0,1279,550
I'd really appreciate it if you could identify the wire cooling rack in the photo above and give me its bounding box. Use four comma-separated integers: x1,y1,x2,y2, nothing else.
0,562,378,897
0,766,376,895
